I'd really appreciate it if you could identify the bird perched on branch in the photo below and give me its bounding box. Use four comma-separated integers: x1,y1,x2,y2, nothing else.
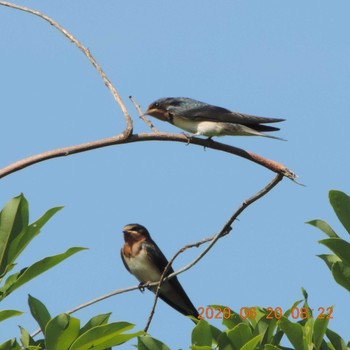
145,97,285,140
121,223,199,320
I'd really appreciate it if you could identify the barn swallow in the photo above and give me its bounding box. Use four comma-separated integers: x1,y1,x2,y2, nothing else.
121,223,199,319
145,97,285,140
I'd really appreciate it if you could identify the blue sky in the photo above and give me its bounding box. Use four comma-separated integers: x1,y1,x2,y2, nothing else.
1,0,350,348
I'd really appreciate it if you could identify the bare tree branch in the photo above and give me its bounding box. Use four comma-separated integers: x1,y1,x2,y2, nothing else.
144,173,283,331
0,1,133,134
0,2,298,184
129,96,159,132
0,132,296,181
30,284,142,338
30,173,282,339
30,174,282,337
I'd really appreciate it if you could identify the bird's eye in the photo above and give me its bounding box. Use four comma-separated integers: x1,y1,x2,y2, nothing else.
154,102,160,108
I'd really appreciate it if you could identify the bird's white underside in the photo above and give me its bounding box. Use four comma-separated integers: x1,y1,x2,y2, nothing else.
125,249,160,281
124,249,172,292
173,116,263,137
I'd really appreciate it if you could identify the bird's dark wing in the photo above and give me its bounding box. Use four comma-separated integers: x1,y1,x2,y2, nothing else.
142,240,199,319
160,273,199,319
159,278,199,319
178,104,284,126
142,239,175,275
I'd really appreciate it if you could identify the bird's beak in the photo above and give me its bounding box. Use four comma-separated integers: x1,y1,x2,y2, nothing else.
122,225,131,234
144,107,168,121
144,106,154,116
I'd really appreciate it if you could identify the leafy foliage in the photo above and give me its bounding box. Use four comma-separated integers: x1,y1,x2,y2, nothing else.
0,195,144,349
39,307,143,349
0,194,86,302
2,192,350,349
137,292,348,349
307,190,350,292
4,296,143,349
0,195,86,347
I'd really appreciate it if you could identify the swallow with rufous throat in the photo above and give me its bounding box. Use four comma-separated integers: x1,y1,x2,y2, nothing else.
121,223,199,319
145,97,285,140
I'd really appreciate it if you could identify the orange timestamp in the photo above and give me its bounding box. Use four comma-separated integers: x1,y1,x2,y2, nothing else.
197,306,334,320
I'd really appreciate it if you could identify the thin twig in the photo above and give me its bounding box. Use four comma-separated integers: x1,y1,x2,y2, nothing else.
29,236,214,338
144,173,283,331
143,237,214,331
129,96,159,132
164,173,283,279
30,284,142,338
31,174,282,337
0,1,133,135
0,133,297,181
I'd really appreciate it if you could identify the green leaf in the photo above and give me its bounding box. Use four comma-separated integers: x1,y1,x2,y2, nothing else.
331,261,350,292
0,195,63,279
209,324,222,344
0,247,86,299
217,332,231,350
0,194,28,277
253,311,279,345
319,238,350,266
264,345,281,350
45,314,80,350
313,313,330,350
70,322,143,350
0,338,21,350
317,254,341,270
283,299,302,318
0,309,23,322
190,346,213,350
34,339,46,350
326,328,348,350
192,319,212,346
227,323,253,349
306,220,338,238
241,334,262,350
214,305,248,329
271,330,285,347
245,307,265,328
19,326,37,348
28,294,51,334
329,190,350,234
79,313,111,335
8,206,63,274
278,317,304,350
301,288,308,302
318,254,350,292
19,326,30,347
137,335,170,350
302,318,313,350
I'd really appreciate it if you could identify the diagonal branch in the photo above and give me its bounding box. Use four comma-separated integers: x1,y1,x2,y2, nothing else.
30,174,283,338
144,173,283,331
0,1,133,134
